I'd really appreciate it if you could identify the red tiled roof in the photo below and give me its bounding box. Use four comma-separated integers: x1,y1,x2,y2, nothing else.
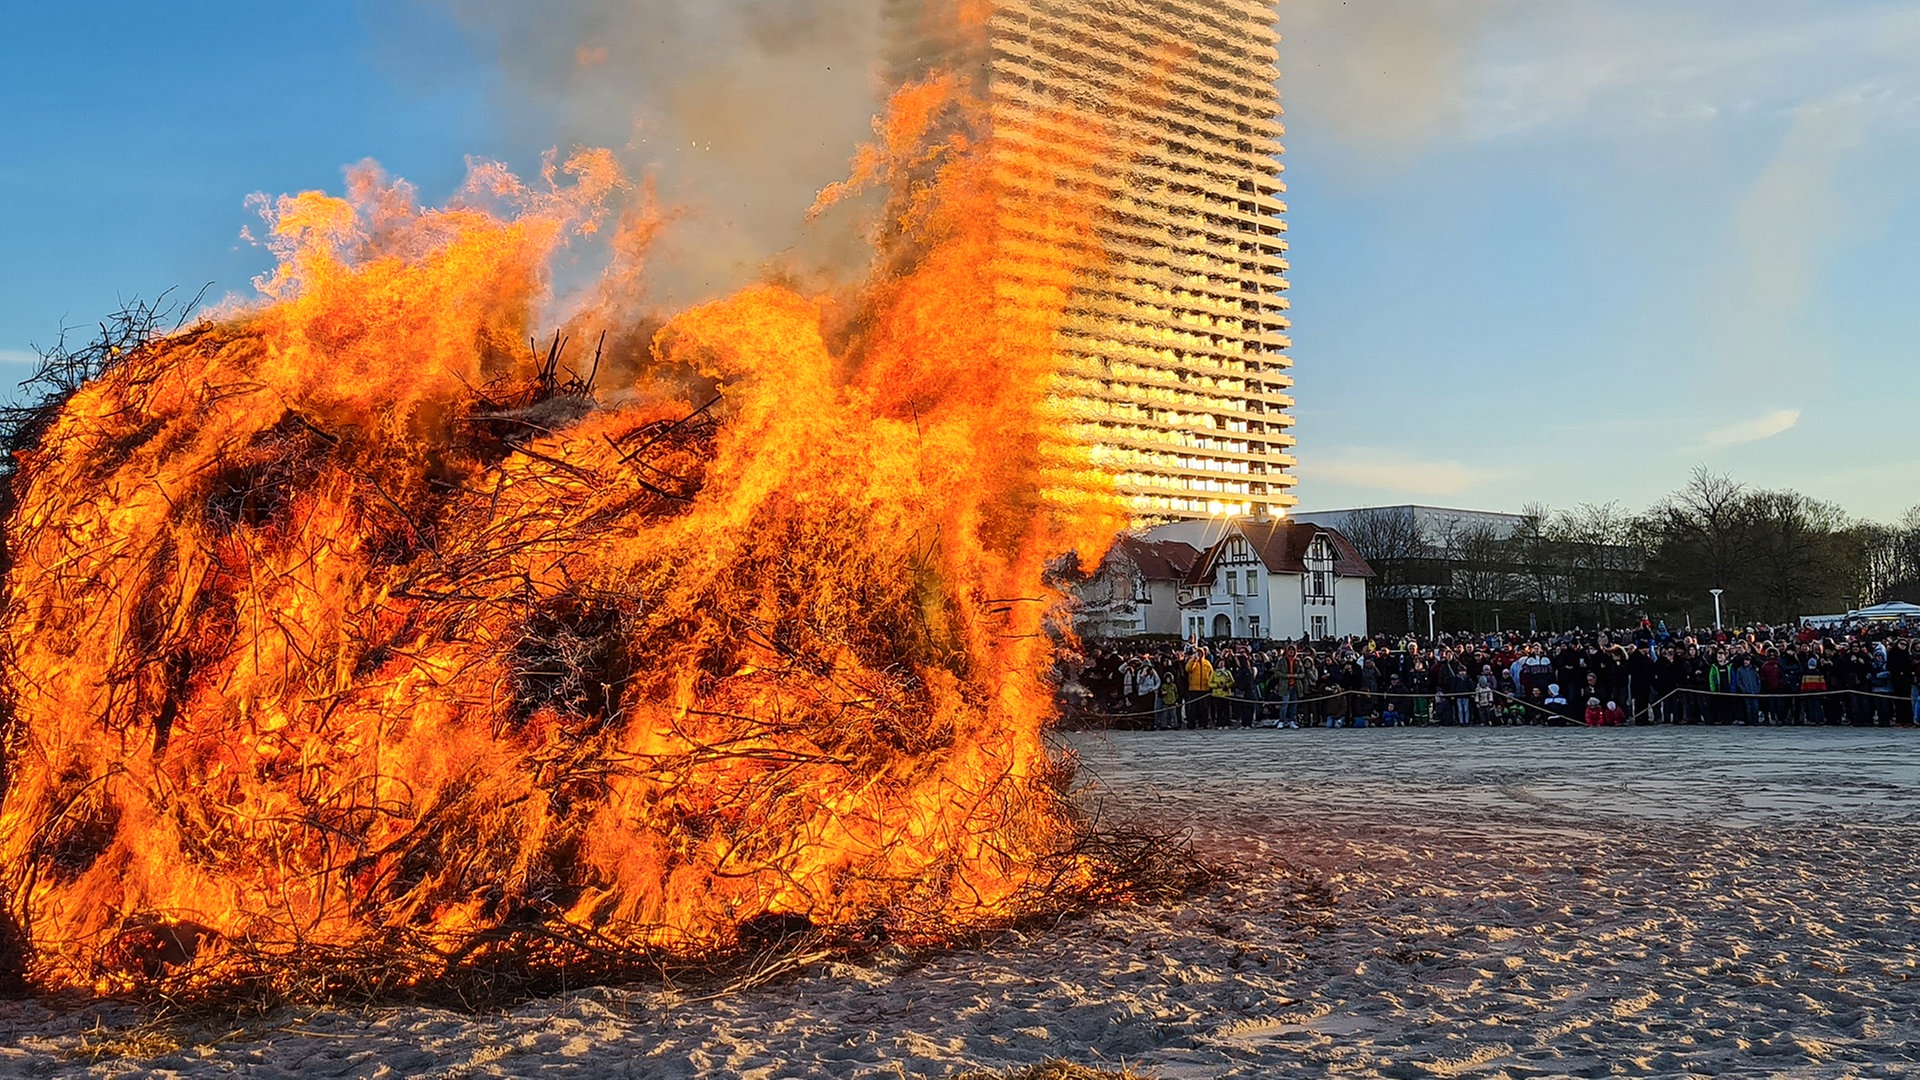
1109,536,1203,582
1187,520,1376,583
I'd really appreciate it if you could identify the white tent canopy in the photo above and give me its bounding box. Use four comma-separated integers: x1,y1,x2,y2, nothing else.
1800,602,1920,627
1850,602,1920,621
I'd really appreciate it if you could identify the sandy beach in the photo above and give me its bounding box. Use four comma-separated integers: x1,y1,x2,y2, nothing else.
6,726,1919,1078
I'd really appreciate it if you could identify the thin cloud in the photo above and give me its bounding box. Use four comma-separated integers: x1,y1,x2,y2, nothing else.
1477,5,1920,140
1693,408,1802,451
1283,2,1920,153
1308,453,1498,497
0,348,41,368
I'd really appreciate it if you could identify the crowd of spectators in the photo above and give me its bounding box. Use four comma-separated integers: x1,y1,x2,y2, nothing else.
1064,620,1920,730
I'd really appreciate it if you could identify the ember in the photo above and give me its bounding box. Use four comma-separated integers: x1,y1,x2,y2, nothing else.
0,66,1134,1002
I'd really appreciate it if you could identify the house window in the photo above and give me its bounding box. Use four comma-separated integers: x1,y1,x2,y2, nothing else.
1304,534,1335,602
1249,616,1261,639
1310,615,1329,639
1246,572,1258,597
1226,571,1239,595
1133,578,1152,604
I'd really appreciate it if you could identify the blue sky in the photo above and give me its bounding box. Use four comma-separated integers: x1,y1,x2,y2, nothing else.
2,1,1917,519
1279,0,1920,520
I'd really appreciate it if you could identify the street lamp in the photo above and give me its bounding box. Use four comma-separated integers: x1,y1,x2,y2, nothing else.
1425,598,1437,641
1710,588,1724,630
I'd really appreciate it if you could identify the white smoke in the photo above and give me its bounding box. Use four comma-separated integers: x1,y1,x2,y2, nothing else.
424,0,892,305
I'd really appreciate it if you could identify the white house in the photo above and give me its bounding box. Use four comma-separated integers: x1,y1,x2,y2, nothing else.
1142,517,1374,641
1071,536,1203,637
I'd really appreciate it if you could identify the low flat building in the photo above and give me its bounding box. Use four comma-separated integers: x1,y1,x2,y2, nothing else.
1289,505,1527,545
1289,504,1646,633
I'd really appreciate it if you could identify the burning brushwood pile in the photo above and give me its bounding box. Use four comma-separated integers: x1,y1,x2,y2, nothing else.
0,71,1167,1004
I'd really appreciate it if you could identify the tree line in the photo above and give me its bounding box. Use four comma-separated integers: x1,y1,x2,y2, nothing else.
1339,469,1920,634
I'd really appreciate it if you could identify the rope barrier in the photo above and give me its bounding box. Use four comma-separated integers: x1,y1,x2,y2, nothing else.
1068,683,1918,726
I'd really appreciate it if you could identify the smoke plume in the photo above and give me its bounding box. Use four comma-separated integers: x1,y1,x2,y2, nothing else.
432,0,891,305
1276,0,1509,160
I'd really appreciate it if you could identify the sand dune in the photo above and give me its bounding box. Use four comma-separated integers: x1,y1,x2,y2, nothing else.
6,728,1919,1078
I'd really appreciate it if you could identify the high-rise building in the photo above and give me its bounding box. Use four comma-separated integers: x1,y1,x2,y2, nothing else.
890,0,1295,522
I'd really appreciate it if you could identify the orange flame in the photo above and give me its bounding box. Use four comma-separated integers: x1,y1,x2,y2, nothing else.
0,73,1122,996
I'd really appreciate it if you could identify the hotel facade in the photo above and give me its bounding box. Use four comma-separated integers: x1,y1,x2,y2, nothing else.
892,0,1296,522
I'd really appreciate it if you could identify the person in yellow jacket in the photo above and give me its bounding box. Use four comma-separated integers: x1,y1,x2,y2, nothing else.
1157,673,1181,729
1207,664,1235,728
1183,648,1214,730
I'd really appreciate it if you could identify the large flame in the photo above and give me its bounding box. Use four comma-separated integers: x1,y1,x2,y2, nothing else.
0,71,1124,997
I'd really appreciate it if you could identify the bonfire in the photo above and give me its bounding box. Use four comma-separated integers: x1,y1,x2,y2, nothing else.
0,64,1152,1005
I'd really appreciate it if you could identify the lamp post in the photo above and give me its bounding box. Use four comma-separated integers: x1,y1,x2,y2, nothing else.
1710,588,1724,630
1425,598,1437,642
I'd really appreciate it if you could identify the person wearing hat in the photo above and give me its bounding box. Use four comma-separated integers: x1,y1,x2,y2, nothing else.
1800,654,1828,725
1475,665,1497,725
1543,683,1572,726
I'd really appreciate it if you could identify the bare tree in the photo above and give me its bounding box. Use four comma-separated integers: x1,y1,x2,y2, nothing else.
1854,522,1905,607
1508,503,1562,620
1883,505,1920,602
1640,468,1754,620
1559,501,1641,625
1336,506,1427,568
1449,521,1511,608
1744,490,1852,620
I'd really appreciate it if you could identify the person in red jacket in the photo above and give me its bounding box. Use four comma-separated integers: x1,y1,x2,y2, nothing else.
1584,697,1607,726
1759,652,1784,724
1603,700,1627,726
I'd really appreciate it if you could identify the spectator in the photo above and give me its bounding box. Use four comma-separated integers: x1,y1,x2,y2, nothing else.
1155,668,1180,729
1896,639,1918,726
1731,655,1762,725
1059,617,1912,734
1134,660,1161,729
1801,655,1828,725
1231,651,1260,727
1180,648,1212,729
1207,660,1234,728
1544,683,1573,725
